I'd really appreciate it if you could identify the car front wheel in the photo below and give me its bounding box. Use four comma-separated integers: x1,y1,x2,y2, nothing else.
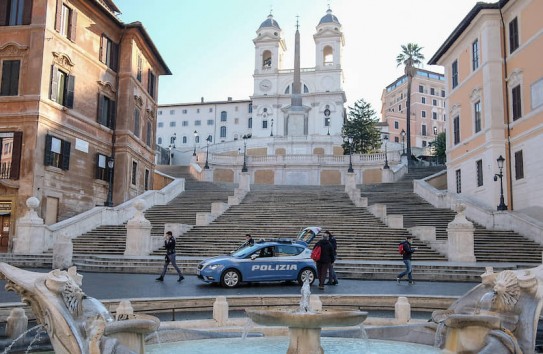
221,269,241,288
298,268,316,285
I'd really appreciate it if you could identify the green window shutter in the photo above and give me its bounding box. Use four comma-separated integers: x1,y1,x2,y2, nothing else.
61,139,71,170
9,131,23,179
65,74,75,108
44,134,53,166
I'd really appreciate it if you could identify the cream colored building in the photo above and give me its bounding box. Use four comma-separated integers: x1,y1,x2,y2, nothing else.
380,69,447,158
0,0,170,250
429,0,543,213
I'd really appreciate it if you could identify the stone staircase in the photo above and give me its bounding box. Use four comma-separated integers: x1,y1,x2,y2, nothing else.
359,167,543,264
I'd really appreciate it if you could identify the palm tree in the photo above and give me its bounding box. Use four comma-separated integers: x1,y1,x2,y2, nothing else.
396,43,424,167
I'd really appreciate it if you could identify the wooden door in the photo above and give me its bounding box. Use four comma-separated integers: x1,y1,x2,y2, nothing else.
0,215,10,252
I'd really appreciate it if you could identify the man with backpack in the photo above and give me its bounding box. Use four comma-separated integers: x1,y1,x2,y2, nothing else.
397,235,417,285
313,232,335,290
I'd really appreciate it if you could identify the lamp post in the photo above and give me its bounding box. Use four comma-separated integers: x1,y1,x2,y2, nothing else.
204,135,211,169
242,134,251,172
324,108,331,135
401,129,406,156
270,118,274,137
347,136,354,173
383,134,389,169
433,126,438,165
193,130,198,156
168,145,173,165
494,155,508,211
106,158,114,207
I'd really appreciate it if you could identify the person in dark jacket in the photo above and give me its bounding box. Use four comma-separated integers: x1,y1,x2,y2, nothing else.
397,236,417,285
238,234,254,250
156,231,184,282
314,232,335,290
325,230,338,285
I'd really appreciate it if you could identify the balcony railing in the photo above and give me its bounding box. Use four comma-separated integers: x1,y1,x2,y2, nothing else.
0,164,11,179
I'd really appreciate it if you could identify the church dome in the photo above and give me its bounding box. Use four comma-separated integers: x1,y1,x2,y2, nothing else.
318,8,340,25
259,14,281,30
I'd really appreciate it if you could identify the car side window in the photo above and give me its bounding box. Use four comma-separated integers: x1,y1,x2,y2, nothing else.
258,246,274,257
277,245,302,256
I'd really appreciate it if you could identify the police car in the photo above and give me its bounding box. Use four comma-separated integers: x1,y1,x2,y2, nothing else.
196,227,321,288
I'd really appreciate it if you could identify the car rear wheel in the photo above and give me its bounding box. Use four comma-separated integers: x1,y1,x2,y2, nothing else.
221,269,241,288
298,268,316,285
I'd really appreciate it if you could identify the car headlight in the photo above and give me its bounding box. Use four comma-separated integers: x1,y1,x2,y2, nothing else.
206,264,223,271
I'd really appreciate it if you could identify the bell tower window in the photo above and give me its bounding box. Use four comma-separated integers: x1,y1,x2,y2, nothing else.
323,46,333,66
262,50,272,68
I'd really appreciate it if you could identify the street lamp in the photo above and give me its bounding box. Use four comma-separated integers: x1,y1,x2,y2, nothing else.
270,118,274,137
383,134,389,169
494,155,508,211
347,136,354,173
433,126,438,165
401,129,406,156
168,145,174,165
242,133,251,172
204,135,212,169
193,130,198,156
106,158,114,207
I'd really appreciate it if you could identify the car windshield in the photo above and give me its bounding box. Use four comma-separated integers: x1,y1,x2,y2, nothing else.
232,244,261,258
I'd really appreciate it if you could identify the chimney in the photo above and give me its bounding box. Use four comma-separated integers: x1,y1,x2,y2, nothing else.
201,97,204,103
227,97,232,101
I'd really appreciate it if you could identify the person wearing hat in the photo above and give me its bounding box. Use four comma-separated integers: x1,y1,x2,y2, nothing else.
397,235,417,285
156,231,184,282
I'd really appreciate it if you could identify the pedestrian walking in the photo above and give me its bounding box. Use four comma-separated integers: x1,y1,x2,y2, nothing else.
238,234,254,249
313,232,335,290
325,230,338,285
156,231,184,282
397,235,417,285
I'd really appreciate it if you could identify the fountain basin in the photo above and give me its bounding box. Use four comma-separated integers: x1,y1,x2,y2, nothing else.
246,309,368,328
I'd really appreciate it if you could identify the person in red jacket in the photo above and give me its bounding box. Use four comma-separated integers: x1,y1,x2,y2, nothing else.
313,232,335,290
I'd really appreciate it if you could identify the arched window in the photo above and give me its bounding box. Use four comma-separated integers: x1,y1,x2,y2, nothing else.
262,50,272,68
303,84,309,93
323,46,333,65
157,137,162,144
170,136,176,144
248,117,253,129
220,126,227,138
284,84,309,94
284,85,290,94
182,136,187,144
221,111,227,121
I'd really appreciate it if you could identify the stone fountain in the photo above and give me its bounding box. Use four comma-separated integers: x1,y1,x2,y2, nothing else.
0,263,160,354
246,280,368,354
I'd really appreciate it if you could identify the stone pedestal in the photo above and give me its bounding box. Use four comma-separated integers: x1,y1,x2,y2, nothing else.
13,197,49,254
211,202,229,217
394,296,411,323
124,200,152,256
382,167,393,183
344,172,356,193
386,215,403,228
368,204,387,222
6,308,28,339
196,212,215,226
447,204,476,262
202,168,213,182
239,172,251,191
53,234,73,269
213,296,229,326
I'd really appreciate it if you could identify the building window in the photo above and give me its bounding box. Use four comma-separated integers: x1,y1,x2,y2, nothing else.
453,116,460,145
472,39,479,70
207,119,213,125
220,126,226,138
394,137,399,143
249,103,253,113
455,169,462,194
169,121,175,127
44,134,70,170
474,100,481,133
196,108,200,113
514,150,524,180
421,97,426,104
432,99,437,106
182,109,187,114
394,121,399,129
158,110,162,115
169,136,175,144
194,120,201,126
182,121,188,126
432,112,437,120
131,161,137,185
157,137,162,144
157,122,163,128
262,120,268,129
182,136,187,144
55,2,76,41
430,88,435,96
0,59,20,96
248,117,252,129
209,108,213,113
136,55,142,82
169,110,174,115
1,0,32,26
398,104,402,111
509,17,519,53
144,169,150,190
452,60,458,89
421,111,426,118
146,122,152,146
441,90,445,97
50,66,75,108
418,85,424,93
147,69,155,99
99,35,119,71
221,111,227,122
95,153,111,181
512,84,522,121
421,125,427,136
532,79,543,109
476,159,483,187
422,141,427,147
133,109,140,138
97,94,116,129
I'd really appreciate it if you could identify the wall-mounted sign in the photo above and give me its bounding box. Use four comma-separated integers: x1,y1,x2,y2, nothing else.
75,138,89,153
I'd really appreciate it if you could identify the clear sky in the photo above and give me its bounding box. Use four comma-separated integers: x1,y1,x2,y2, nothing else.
114,0,480,116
